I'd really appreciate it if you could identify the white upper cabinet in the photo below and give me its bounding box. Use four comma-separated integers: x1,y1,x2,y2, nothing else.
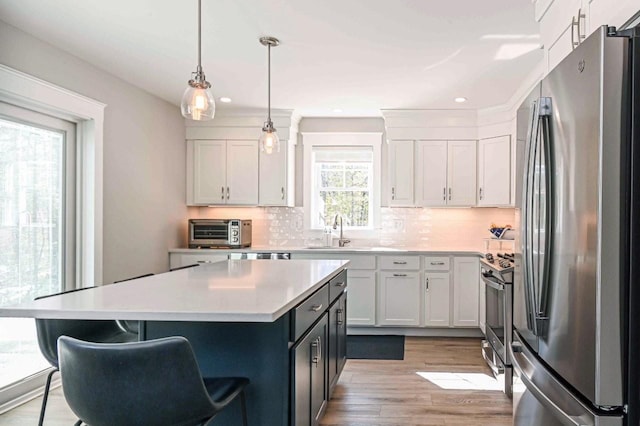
478,136,511,206
414,140,477,207
192,140,227,204
536,0,639,72
187,139,259,206
259,139,295,206
447,140,477,206
226,140,259,205
415,141,448,206
388,140,414,206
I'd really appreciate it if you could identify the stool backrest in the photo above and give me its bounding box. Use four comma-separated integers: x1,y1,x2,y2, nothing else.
58,336,216,426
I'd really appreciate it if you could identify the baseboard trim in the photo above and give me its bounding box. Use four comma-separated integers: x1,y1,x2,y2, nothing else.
347,327,483,338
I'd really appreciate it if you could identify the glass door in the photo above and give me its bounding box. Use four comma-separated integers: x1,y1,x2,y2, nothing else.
0,101,76,407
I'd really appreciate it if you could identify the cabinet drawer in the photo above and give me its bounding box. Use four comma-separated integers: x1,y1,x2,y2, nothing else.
423,256,450,271
379,255,420,270
329,270,347,303
292,253,376,270
292,285,330,342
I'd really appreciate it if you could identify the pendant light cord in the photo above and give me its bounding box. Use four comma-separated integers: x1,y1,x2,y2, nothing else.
267,43,271,122
197,0,202,73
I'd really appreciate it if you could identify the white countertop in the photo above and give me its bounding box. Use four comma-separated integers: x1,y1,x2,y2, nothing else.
0,260,349,323
170,246,484,256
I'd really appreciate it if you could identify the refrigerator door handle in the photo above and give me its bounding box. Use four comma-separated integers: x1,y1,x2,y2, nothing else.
523,99,540,335
511,343,594,426
536,97,554,322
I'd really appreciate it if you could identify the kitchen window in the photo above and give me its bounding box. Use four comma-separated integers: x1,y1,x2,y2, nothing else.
0,101,76,407
0,65,105,410
302,133,382,232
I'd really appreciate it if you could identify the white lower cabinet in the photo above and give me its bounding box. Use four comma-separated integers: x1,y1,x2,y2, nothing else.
346,270,376,326
452,257,480,327
169,253,228,270
423,272,451,327
377,271,421,326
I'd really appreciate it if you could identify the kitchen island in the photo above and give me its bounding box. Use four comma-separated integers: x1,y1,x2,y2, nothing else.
0,259,350,426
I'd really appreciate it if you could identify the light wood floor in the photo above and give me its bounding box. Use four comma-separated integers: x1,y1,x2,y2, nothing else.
320,337,512,426
0,337,512,425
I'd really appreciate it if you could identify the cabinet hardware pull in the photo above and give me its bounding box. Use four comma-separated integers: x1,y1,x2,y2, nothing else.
311,337,319,365
221,186,225,200
426,278,429,291
391,187,395,200
393,261,407,265
479,187,483,200
393,273,407,277
443,187,446,201
226,187,230,200
334,281,346,287
337,308,343,325
430,261,445,265
448,187,452,201
310,304,323,312
571,8,586,49
281,187,285,200
318,336,322,364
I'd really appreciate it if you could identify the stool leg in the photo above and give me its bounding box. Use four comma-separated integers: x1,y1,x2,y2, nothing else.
240,390,248,426
38,369,57,426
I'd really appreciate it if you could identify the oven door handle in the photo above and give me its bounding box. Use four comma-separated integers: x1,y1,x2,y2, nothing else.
482,275,505,291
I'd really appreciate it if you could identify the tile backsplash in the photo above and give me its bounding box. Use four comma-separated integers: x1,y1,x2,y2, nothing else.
192,207,516,251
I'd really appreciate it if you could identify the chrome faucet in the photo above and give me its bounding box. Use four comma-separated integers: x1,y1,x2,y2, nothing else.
332,214,351,247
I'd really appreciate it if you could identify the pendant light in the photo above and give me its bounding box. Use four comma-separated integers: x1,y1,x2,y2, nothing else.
181,0,215,121
259,36,280,154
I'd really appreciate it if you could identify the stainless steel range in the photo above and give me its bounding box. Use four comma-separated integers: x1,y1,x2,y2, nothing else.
480,252,514,397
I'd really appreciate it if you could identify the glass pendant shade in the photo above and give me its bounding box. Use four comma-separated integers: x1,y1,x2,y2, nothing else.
259,128,280,154
181,85,215,121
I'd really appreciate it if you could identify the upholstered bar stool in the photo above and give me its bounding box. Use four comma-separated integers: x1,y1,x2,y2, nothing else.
57,336,249,426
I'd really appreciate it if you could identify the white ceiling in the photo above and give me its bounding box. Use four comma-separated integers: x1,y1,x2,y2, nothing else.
0,0,542,117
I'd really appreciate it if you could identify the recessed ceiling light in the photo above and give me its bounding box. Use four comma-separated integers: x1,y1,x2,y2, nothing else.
219,97,232,103
333,108,343,113
454,97,467,103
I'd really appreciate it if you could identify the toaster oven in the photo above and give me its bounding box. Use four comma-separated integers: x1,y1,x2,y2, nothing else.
188,219,252,248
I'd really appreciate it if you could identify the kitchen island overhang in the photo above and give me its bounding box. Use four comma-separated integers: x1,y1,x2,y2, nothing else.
1,259,350,426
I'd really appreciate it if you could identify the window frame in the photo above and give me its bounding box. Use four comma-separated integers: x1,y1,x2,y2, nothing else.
302,132,382,237
0,64,105,412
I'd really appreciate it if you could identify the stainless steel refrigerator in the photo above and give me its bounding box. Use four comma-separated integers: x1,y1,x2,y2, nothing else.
512,24,640,425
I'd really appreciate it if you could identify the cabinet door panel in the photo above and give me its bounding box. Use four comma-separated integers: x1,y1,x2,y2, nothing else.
259,139,292,206
415,140,448,206
328,301,339,391
453,257,480,327
447,140,477,206
346,270,376,326
478,136,511,206
193,140,226,204
337,294,347,375
226,140,259,205
292,314,327,426
424,272,451,327
377,272,420,326
388,140,414,206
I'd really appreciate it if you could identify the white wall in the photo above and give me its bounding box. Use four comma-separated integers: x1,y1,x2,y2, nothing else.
0,20,190,283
